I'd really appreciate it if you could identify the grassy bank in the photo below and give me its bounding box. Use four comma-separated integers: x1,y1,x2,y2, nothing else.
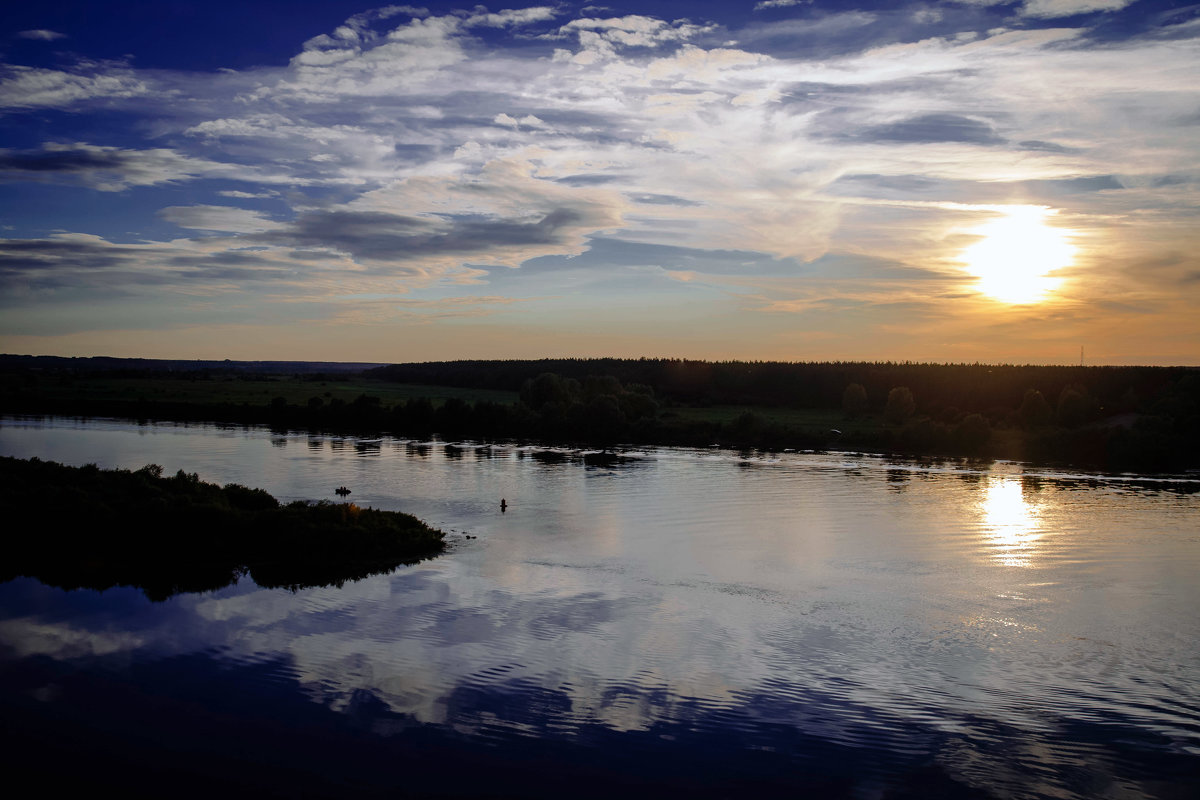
0,456,445,600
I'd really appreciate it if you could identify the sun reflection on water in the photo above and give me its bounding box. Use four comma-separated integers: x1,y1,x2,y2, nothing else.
980,478,1042,567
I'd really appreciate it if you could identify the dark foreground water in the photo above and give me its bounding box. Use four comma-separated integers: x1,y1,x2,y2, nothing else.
2,416,1199,798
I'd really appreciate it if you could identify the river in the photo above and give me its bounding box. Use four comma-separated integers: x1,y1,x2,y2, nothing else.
2,416,1198,798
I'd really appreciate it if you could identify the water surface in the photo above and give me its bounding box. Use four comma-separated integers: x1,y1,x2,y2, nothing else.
2,416,1198,797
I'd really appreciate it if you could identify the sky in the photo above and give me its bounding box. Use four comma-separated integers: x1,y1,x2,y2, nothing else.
1,1,1197,365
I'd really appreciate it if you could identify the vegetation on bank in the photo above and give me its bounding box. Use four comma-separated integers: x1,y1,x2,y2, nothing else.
0,456,445,601
2,357,1197,471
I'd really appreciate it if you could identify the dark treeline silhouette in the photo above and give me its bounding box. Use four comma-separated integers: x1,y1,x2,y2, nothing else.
0,353,383,375
3,357,1197,471
0,456,445,600
370,358,1193,414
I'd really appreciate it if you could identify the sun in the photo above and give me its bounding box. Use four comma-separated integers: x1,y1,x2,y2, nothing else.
959,206,1075,304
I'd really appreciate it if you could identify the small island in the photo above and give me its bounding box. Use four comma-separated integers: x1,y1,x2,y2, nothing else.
0,456,445,601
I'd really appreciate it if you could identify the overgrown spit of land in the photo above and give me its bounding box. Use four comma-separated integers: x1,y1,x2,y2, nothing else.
2,355,1197,472
0,455,445,601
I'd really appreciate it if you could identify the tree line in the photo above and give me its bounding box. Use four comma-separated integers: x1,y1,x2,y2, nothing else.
2,358,1196,471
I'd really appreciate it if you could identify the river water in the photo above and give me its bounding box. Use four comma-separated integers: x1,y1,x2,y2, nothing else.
2,416,1198,798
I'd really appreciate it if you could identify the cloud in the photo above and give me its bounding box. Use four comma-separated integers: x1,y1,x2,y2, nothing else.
627,193,703,207
555,15,716,57
1021,0,1137,19
0,143,236,191
17,29,67,41
514,237,805,277
852,113,1005,145
0,62,149,109
255,206,603,271
464,7,557,28
754,0,809,9
217,190,279,199
159,205,286,233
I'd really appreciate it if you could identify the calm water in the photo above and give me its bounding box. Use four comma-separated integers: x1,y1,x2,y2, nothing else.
2,416,1199,798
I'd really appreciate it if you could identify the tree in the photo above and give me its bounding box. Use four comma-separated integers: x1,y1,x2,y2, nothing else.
1018,388,1052,428
842,383,868,418
521,372,571,409
884,386,915,425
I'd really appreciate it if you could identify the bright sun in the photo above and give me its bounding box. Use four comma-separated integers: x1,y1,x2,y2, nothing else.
960,206,1075,304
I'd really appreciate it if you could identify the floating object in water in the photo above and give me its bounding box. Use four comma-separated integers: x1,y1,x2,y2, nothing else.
501,498,507,512
335,486,351,497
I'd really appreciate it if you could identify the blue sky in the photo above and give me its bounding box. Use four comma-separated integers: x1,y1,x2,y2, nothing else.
1,1,1197,363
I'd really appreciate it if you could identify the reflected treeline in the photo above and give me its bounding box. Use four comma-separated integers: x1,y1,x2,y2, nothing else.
0,456,445,601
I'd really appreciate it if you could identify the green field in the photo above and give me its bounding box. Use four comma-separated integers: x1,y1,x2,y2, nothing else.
14,376,519,409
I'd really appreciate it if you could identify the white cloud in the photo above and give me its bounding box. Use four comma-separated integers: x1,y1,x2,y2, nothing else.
557,15,716,53
0,63,149,109
754,0,808,9
159,205,286,233
218,190,278,199
465,7,557,28
1021,0,1137,18
17,29,67,41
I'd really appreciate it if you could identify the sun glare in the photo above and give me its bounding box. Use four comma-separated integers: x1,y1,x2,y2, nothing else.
980,478,1042,567
960,206,1075,304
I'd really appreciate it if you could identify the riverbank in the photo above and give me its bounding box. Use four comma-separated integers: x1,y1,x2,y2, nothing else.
0,456,445,600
